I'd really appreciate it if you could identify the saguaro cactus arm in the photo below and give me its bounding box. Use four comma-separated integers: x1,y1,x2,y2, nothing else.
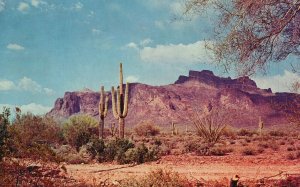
122,82,129,117
111,86,119,119
117,87,121,117
119,63,123,95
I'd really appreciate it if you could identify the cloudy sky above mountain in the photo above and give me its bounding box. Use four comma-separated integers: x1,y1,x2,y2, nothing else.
0,0,299,114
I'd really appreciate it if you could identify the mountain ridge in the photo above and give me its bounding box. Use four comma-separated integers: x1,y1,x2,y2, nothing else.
47,70,299,128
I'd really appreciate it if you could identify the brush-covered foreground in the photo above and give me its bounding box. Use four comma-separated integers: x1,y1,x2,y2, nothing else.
1,111,300,186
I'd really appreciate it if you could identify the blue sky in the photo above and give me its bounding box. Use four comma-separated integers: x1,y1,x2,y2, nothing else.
0,0,299,115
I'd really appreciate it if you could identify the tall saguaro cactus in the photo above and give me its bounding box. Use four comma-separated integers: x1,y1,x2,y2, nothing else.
111,63,129,139
99,86,109,139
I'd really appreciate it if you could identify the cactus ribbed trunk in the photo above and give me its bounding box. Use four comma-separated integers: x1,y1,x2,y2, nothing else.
111,63,129,139
119,118,125,139
98,86,108,139
99,117,104,139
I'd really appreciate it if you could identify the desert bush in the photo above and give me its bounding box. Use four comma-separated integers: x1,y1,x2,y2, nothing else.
134,120,160,136
241,147,257,156
0,107,10,161
210,147,233,156
257,147,264,154
237,129,256,137
158,144,171,156
119,169,193,187
270,142,280,151
222,126,237,139
286,153,296,160
63,114,98,150
124,143,159,164
184,139,200,153
0,159,79,186
287,146,296,151
86,138,160,164
279,141,286,145
277,176,300,187
268,130,286,137
195,144,233,156
257,142,269,149
286,151,300,160
8,113,62,161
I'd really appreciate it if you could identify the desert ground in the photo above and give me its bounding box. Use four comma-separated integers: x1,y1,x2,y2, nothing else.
67,153,300,185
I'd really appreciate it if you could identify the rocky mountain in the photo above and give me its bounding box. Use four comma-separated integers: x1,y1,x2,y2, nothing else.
47,70,299,128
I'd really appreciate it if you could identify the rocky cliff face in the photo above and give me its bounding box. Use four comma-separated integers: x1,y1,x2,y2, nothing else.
47,70,299,128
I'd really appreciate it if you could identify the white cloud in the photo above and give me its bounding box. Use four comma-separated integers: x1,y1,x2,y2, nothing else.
43,88,55,95
0,0,5,12
31,0,43,8
0,80,16,91
0,77,55,95
18,77,42,93
18,2,30,12
92,28,101,34
125,42,139,50
140,38,153,47
154,20,165,29
140,41,212,64
126,75,139,83
0,103,51,115
7,43,25,50
72,2,83,10
253,70,300,93
124,38,153,50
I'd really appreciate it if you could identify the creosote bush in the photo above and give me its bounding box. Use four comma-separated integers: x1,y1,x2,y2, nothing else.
134,120,160,137
8,113,62,161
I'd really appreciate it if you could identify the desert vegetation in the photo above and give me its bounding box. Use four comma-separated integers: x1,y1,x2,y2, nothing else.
1,105,300,186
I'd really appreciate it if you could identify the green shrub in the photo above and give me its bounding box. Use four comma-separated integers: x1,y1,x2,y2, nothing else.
86,139,160,164
0,107,10,161
134,120,160,137
63,115,98,150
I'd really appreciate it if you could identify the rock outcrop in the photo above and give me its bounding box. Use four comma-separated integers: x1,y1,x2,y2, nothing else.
47,70,299,128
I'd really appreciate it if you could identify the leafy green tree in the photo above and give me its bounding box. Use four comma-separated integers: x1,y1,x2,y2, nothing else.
185,0,300,76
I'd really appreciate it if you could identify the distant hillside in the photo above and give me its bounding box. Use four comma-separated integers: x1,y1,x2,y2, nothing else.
47,70,299,128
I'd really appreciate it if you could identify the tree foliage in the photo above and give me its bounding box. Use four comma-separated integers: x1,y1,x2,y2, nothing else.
0,107,10,160
185,0,300,76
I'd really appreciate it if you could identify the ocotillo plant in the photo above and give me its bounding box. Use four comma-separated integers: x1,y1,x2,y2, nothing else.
258,116,264,137
99,86,109,139
111,63,129,139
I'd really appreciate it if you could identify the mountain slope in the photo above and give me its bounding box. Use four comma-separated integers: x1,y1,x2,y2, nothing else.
47,70,299,128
